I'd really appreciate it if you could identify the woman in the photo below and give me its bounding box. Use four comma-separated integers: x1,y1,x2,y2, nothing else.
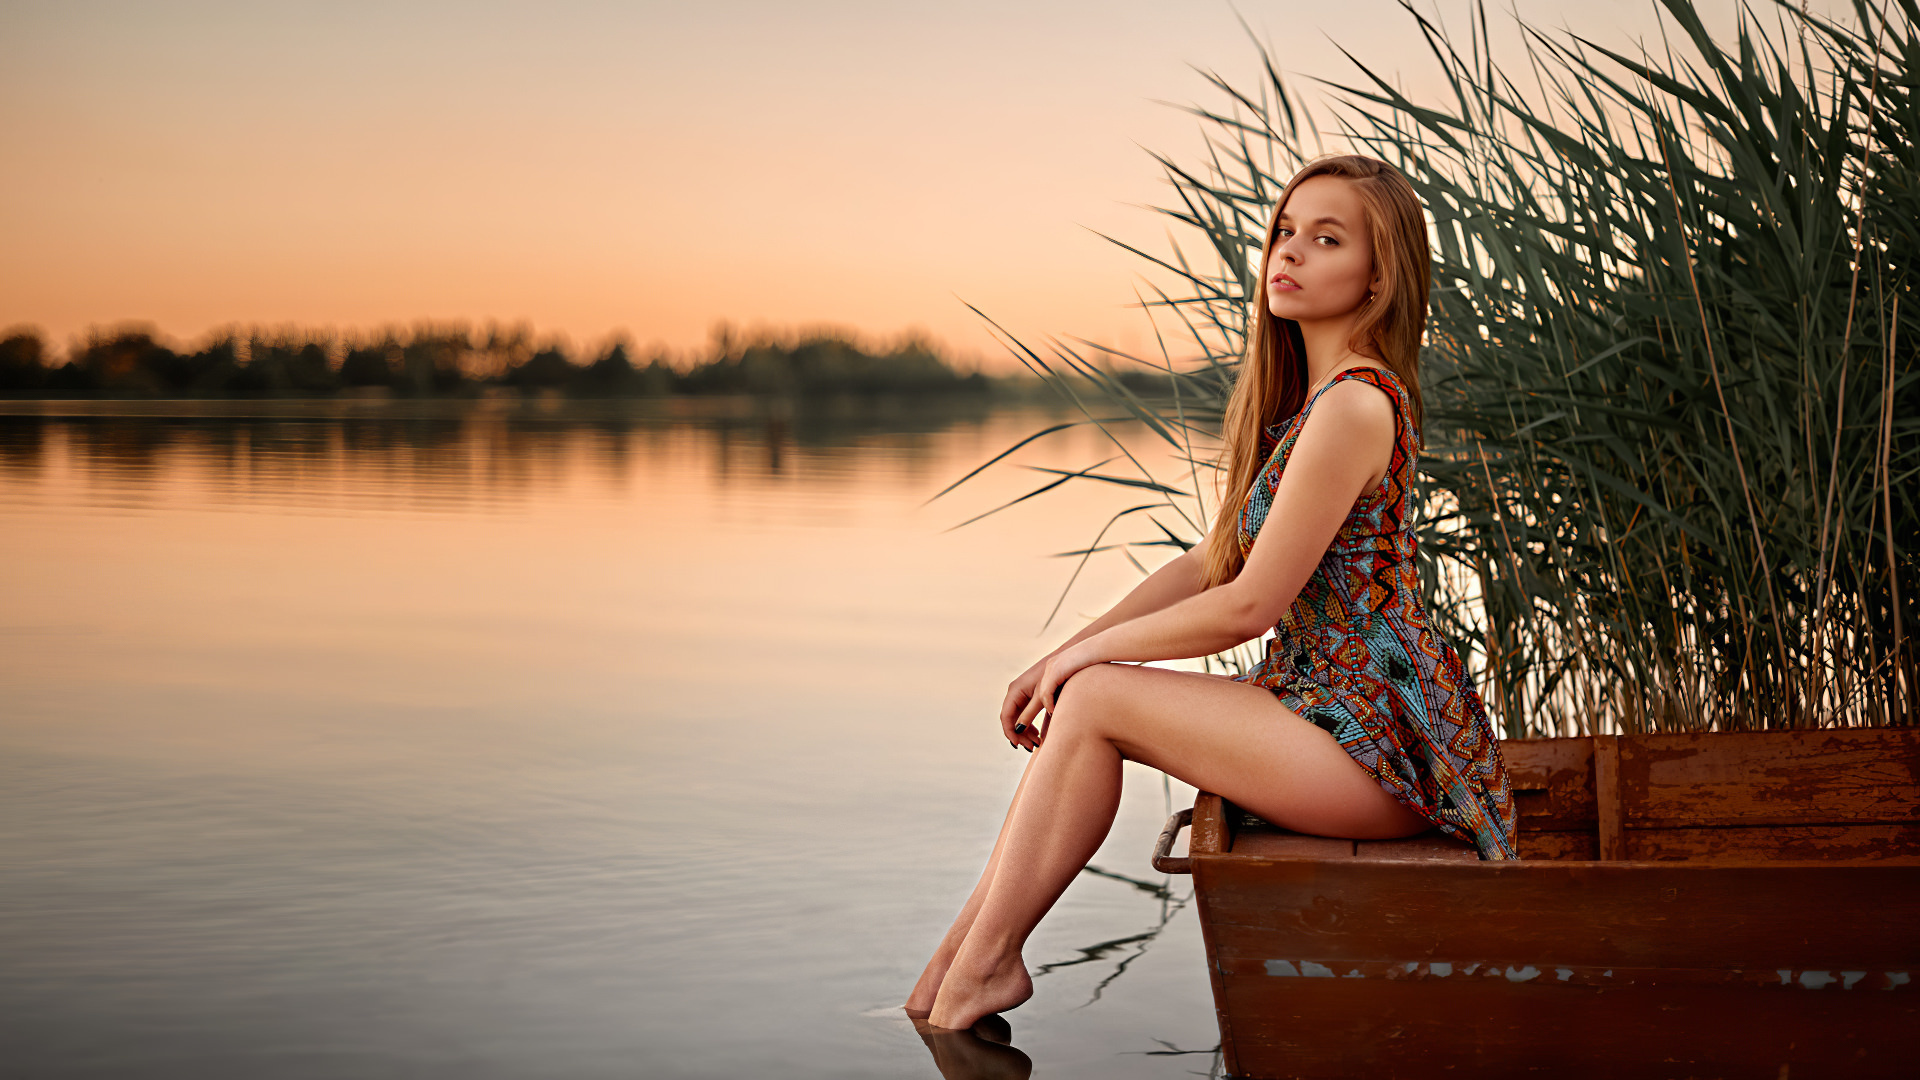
907,155,1517,1033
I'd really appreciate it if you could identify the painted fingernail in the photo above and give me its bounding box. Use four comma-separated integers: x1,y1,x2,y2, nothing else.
1013,723,1026,734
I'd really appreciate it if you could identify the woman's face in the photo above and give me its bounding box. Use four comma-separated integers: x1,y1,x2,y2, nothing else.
1264,175,1377,322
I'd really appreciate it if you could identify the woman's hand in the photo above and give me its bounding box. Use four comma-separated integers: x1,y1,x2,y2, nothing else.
1000,656,1049,752
1002,638,1106,751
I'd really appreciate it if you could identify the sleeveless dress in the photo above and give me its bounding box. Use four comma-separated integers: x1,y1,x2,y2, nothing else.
1233,366,1517,860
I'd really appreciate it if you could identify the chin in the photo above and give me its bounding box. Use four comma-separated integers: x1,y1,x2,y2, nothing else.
1269,296,1358,322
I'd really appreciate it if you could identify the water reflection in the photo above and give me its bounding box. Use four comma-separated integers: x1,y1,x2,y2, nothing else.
1034,866,1193,1007
914,1015,1034,1080
0,398,1219,1079
0,396,1011,512
898,863,1217,1080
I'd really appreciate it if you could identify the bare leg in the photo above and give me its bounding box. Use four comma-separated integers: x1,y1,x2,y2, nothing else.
925,664,1427,1030
903,763,1036,1017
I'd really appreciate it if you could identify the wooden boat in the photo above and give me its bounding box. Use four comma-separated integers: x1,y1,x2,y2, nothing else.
1150,728,1920,1078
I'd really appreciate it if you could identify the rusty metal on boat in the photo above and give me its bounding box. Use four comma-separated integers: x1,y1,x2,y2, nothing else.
1150,728,1920,1078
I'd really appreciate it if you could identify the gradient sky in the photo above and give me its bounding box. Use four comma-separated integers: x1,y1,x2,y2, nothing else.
0,1,1828,365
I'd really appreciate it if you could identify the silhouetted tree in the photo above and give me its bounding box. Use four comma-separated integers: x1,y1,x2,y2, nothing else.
231,346,287,395
76,331,177,395
138,337,240,394
636,357,677,396
399,333,469,396
44,361,95,392
0,322,984,399
0,331,47,391
181,340,241,393
673,330,982,397
288,342,338,393
578,342,635,395
504,346,576,390
340,342,397,388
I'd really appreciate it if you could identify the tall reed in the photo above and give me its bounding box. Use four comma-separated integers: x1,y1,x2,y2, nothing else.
966,0,1917,736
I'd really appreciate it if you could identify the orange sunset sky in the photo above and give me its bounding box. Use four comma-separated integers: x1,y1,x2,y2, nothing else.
1,1,1831,367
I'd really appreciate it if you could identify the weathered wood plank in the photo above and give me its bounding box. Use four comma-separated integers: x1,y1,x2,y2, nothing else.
1352,833,1478,862
1223,826,1477,861
1594,733,1627,860
1191,857,1920,970
1230,827,1354,860
1622,728,1920,829
1183,730,1920,1078
1516,829,1598,861
1504,736,1597,830
1210,970,1919,1079
1191,792,1228,856
1185,792,1237,1070
1626,822,1920,864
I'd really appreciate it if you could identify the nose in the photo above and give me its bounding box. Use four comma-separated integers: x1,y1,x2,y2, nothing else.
1274,233,1303,264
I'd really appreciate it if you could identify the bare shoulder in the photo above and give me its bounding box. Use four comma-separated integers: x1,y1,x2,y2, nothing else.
1286,377,1396,491
1300,376,1396,444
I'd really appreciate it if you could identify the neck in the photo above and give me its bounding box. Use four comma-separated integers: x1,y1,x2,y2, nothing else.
1294,313,1373,389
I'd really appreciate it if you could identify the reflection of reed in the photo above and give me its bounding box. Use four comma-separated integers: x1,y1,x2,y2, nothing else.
1026,863,1225,1077
1030,863,1192,1008
1136,1039,1225,1078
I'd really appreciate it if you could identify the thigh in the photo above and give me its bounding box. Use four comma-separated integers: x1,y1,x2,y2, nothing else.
1051,663,1429,840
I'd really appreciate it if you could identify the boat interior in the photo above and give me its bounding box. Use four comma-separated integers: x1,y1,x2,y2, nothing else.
1185,727,1920,866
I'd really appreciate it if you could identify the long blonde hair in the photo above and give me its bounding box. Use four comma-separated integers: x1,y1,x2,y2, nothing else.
1199,155,1432,589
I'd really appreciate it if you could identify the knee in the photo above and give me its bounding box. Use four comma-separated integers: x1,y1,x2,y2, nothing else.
1048,663,1128,736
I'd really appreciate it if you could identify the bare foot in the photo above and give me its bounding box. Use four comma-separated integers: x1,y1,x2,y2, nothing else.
903,949,955,1019
927,952,1033,1031
912,1016,1032,1080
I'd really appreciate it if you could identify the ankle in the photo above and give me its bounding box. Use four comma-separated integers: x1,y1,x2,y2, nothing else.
952,937,1024,980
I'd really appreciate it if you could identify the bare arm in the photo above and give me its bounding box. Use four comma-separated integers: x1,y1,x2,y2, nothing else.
1048,541,1210,655
1016,379,1396,738
999,540,1210,747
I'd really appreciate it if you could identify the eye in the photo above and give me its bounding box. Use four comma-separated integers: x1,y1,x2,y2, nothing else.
1316,235,1339,246
1275,227,1294,239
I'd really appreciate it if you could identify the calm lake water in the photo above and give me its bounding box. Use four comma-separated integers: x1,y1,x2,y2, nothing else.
0,398,1222,1079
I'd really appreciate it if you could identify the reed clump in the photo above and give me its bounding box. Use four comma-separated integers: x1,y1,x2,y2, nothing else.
973,0,1916,735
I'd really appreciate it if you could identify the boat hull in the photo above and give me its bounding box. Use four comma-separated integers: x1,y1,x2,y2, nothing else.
1192,854,1919,1077
1161,729,1920,1078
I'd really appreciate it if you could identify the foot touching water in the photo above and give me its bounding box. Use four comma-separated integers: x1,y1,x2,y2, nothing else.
902,949,953,1019
926,950,1032,1031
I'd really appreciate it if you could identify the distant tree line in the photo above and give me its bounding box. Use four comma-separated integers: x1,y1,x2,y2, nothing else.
0,324,993,399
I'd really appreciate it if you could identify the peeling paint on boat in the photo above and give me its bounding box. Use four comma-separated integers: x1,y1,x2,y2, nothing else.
1258,959,1914,990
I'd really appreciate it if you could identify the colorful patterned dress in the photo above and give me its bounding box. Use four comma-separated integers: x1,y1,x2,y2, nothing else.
1234,366,1517,860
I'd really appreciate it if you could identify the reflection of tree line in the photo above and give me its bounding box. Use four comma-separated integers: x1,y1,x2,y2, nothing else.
0,400,1006,495
0,323,995,399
